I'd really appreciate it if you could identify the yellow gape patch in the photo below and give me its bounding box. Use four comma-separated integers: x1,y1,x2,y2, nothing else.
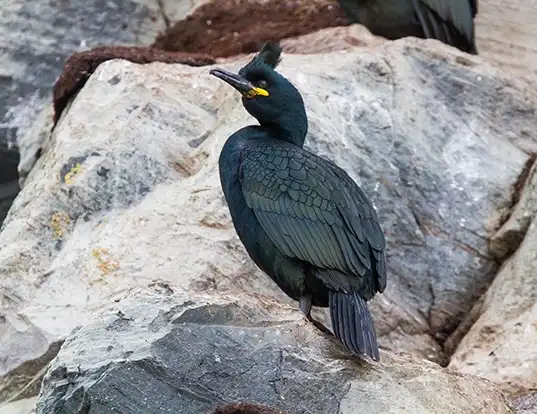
243,87,269,98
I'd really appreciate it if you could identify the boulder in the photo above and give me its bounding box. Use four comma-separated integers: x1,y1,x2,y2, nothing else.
35,284,513,414
0,397,37,414
449,158,537,397
8,0,537,219
512,391,537,414
475,0,537,81
0,0,205,226
2,37,537,408
0,0,174,147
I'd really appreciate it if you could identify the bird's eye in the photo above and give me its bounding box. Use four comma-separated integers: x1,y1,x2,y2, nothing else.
257,80,268,89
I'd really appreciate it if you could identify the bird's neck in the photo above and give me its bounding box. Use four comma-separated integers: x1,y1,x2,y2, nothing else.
262,116,308,148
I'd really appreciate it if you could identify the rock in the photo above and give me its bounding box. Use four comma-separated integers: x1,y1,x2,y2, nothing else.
15,104,54,189
475,0,537,81
8,0,349,195
489,157,537,260
35,284,513,414
212,403,289,414
0,397,37,414
0,0,203,223
48,25,383,158
2,38,537,403
51,46,215,127
0,0,169,146
279,25,385,54
512,391,537,414
9,0,537,223
448,158,537,397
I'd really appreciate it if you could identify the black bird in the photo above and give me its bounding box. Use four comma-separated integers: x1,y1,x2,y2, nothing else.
210,43,387,361
337,0,478,54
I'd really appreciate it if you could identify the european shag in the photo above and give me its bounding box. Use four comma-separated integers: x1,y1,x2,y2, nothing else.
337,0,478,54
210,43,387,361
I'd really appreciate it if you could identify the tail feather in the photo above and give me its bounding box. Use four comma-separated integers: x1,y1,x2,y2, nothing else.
329,290,380,361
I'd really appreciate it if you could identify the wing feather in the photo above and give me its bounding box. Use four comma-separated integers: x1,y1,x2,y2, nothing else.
412,0,476,49
240,141,386,293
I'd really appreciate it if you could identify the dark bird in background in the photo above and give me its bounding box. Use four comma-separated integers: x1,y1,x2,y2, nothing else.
337,0,478,54
210,43,387,361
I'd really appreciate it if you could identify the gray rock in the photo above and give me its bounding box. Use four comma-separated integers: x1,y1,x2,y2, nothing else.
473,0,537,82
449,157,537,397
35,284,513,414
0,0,164,146
1,36,537,405
15,103,54,189
0,0,202,227
512,391,537,414
0,396,37,414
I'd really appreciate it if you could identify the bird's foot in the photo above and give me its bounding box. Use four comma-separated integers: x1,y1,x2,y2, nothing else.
299,295,334,337
307,315,334,337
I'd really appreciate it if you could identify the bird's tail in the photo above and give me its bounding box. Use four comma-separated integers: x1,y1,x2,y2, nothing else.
328,290,380,361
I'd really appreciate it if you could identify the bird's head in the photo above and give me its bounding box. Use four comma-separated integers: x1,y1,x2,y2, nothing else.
210,42,308,146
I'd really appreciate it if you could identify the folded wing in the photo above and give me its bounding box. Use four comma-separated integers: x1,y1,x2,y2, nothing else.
239,142,386,297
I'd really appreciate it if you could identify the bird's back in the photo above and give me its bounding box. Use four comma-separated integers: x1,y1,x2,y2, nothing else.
219,128,312,302
228,134,386,303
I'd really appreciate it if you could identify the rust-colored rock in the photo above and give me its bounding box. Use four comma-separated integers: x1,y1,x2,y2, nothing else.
52,46,215,126
212,402,288,414
152,0,349,58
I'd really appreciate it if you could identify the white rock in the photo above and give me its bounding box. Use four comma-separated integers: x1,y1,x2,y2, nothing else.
450,159,537,397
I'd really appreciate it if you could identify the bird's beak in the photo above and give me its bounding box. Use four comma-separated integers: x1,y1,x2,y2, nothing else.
209,68,269,98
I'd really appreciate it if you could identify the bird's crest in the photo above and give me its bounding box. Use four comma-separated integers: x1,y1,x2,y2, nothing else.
239,42,282,76
257,42,282,69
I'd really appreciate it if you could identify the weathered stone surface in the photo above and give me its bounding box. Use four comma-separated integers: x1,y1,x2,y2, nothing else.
513,391,537,414
35,284,513,414
279,25,385,54
0,0,166,147
449,158,537,398
475,0,537,81
0,0,203,226
489,158,537,260
15,104,54,189
2,39,537,404
0,397,37,414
